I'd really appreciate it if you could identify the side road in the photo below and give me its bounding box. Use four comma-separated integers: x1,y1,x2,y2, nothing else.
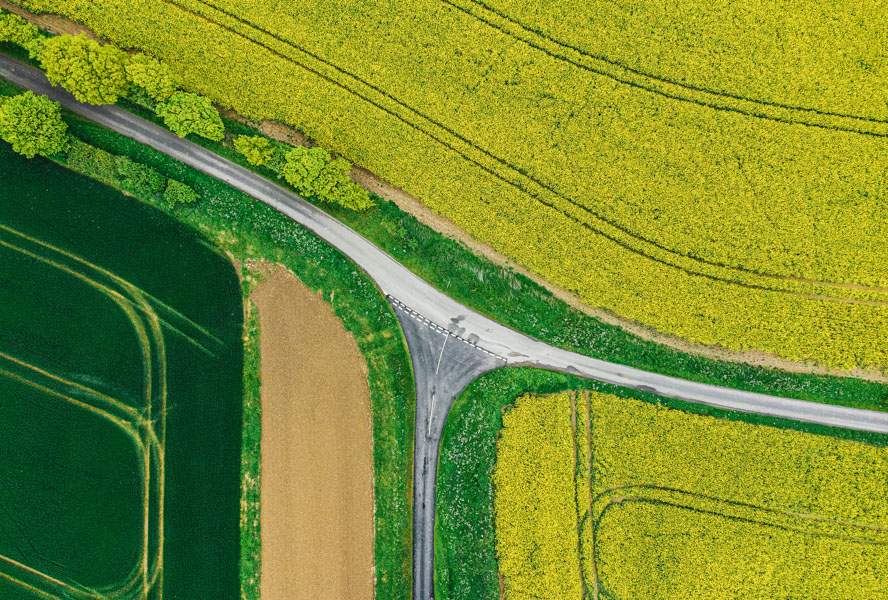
4,51,887,600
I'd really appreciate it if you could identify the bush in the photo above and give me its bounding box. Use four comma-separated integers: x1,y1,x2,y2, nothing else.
279,145,328,192
280,145,375,210
115,155,166,197
126,54,179,101
65,136,117,183
40,33,130,105
155,92,224,141
163,178,200,206
233,134,274,166
0,91,67,158
0,10,39,46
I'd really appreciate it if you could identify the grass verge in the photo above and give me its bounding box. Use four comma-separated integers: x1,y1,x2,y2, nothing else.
434,367,888,600
238,299,261,600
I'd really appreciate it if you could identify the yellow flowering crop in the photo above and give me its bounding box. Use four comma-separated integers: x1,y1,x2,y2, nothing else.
495,391,888,599
492,393,583,600
13,0,888,368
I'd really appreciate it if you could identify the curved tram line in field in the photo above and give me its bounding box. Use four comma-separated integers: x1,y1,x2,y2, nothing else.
0,224,213,600
588,483,888,600
441,0,888,135
154,0,888,305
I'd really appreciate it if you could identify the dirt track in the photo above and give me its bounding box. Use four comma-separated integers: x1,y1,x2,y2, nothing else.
251,266,374,600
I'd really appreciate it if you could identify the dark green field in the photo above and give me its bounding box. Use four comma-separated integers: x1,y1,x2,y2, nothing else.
0,144,243,600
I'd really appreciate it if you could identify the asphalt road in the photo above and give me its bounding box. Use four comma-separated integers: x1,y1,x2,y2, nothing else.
390,297,504,600
4,54,888,600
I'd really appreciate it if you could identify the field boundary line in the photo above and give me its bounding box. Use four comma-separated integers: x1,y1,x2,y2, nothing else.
442,0,888,135
592,484,888,543
150,0,888,305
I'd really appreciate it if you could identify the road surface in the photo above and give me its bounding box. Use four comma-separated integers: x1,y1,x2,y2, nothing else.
3,53,887,600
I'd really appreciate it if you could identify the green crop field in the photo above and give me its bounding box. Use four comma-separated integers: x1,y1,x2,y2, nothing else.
0,144,243,600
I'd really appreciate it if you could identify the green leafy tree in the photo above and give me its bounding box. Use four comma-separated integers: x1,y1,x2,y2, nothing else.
281,145,374,210
22,36,45,61
155,92,224,141
280,146,331,193
333,181,374,211
233,134,274,166
0,11,38,46
40,33,130,105
0,91,67,158
125,54,179,101
0,11,44,60
163,178,200,206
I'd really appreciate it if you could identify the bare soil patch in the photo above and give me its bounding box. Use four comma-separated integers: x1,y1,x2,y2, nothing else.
0,0,96,38
251,265,374,600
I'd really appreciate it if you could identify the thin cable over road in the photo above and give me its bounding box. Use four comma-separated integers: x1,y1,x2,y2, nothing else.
3,51,887,600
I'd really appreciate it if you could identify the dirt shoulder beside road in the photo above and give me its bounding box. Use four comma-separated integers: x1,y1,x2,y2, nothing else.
251,265,374,600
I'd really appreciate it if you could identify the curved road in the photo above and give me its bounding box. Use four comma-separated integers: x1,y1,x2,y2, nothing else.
3,54,887,600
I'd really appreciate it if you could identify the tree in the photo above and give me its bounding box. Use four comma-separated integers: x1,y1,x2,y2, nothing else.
0,11,44,60
233,134,274,166
40,33,130,105
279,146,331,193
0,11,39,46
280,145,375,210
0,91,67,158
163,178,199,206
155,91,224,141
125,54,179,101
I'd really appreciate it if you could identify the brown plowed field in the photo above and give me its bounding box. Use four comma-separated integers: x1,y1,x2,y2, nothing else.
251,266,374,600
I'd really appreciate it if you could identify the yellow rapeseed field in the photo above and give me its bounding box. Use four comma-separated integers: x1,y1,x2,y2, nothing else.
494,392,888,599
14,0,888,369
492,393,582,600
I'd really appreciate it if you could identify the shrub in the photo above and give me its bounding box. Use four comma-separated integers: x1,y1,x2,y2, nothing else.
40,33,130,105
233,134,275,166
65,136,117,183
279,145,328,192
114,155,166,197
155,91,224,141
0,91,67,158
281,146,375,210
0,10,39,46
163,178,200,206
125,53,179,101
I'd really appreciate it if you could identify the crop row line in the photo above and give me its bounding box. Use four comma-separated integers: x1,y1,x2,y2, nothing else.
446,0,888,133
161,0,886,305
